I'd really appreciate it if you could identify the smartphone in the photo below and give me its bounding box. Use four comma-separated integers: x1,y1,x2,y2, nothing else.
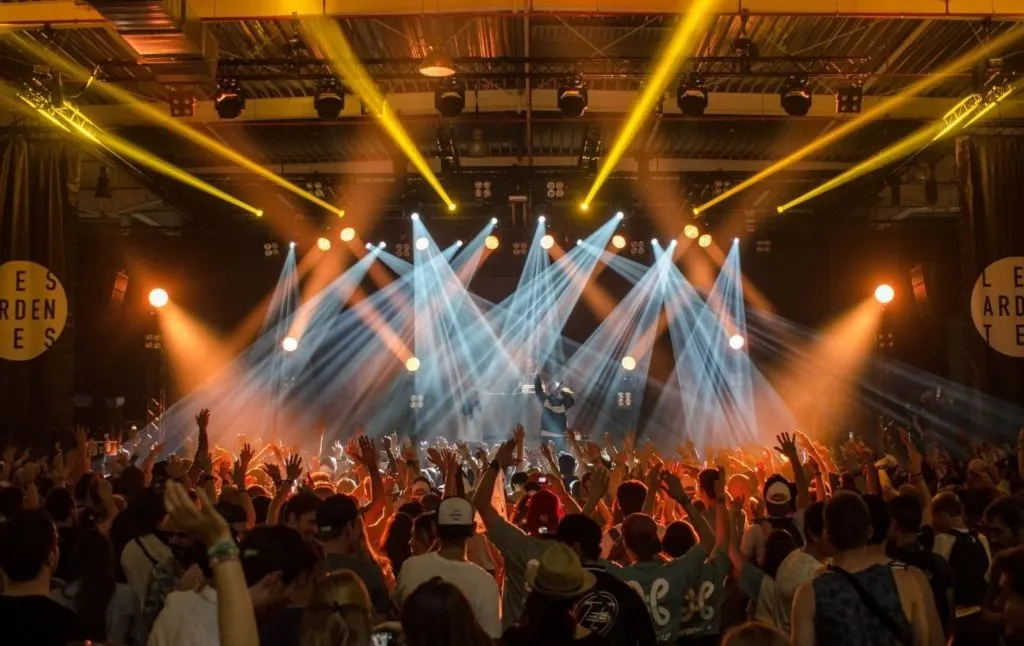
537,476,548,485
371,630,397,646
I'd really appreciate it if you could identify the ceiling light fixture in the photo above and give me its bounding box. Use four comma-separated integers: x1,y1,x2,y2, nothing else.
418,48,456,78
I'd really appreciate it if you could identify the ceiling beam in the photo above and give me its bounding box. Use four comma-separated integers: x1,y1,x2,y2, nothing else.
2,0,1021,27
65,89,1024,126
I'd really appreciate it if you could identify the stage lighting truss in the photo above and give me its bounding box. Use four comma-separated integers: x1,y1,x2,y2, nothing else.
677,74,709,117
512,241,529,257
410,394,425,409
835,85,863,114
214,77,246,119
558,74,589,118
960,81,1014,132
314,77,345,120
616,391,633,409
434,77,466,117
628,240,647,256
780,75,811,117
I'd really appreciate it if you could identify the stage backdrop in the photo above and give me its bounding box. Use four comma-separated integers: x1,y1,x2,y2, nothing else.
957,134,1024,411
0,136,80,441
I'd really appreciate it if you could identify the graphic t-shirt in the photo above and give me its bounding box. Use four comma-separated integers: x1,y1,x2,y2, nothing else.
603,545,710,643
675,550,730,639
574,564,658,646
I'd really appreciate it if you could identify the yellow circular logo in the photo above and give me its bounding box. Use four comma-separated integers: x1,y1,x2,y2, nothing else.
971,256,1024,358
0,261,68,361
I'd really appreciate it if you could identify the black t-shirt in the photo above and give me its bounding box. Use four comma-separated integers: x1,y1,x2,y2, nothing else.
259,606,303,646
574,565,658,646
0,594,86,646
502,625,611,646
54,526,80,583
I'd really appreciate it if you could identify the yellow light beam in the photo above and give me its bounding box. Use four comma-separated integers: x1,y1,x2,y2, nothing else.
931,93,983,141
777,121,944,213
8,32,343,218
5,83,261,215
779,81,1022,213
695,24,1024,216
582,0,713,208
301,18,455,209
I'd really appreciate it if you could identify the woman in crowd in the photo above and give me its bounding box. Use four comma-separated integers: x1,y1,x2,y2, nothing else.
300,570,374,646
51,528,147,645
400,577,493,646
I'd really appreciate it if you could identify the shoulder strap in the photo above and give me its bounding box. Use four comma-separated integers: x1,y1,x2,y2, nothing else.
134,537,160,566
828,565,912,646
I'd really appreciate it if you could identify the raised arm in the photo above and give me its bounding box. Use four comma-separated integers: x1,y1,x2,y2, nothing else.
775,433,809,510
534,373,545,401
354,436,386,524
661,471,716,551
187,409,211,485
472,438,516,526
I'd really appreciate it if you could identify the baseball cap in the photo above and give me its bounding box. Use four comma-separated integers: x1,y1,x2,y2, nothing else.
437,497,475,527
316,494,360,540
763,474,796,517
524,488,562,537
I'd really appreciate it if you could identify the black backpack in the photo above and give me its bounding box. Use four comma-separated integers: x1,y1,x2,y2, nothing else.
943,530,989,608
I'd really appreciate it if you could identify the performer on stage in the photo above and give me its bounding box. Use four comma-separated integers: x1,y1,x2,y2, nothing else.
534,372,575,451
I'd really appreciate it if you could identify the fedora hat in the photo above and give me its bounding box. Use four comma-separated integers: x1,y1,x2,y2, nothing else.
525,543,596,599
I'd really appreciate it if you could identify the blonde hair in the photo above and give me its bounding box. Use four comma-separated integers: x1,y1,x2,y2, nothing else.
722,622,789,646
300,571,373,646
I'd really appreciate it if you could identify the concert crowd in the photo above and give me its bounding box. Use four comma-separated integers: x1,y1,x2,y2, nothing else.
2,407,1024,646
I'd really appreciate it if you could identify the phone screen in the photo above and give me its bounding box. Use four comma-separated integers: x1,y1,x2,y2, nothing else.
371,631,396,646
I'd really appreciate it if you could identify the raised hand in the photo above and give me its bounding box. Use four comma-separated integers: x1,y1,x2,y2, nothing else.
382,435,393,453
589,465,610,501
427,447,445,469
164,480,230,548
494,438,517,469
261,462,283,485
539,442,553,461
774,432,799,460
355,435,377,470
513,423,525,445
285,454,304,481
239,443,254,473
660,471,690,503
195,408,211,430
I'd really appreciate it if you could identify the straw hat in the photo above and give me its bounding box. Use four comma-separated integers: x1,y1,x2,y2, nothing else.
525,543,596,599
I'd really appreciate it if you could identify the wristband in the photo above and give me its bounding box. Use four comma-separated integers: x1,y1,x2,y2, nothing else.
207,540,239,567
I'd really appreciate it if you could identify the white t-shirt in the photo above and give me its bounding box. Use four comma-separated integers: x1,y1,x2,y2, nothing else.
773,549,824,634
148,586,219,646
395,551,501,638
122,533,173,604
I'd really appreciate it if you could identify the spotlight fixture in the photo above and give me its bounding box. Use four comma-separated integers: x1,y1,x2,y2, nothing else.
289,241,296,248
621,356,637,371
365,242,373,250
316,237,331,251
579,202,590,212
415,237,429,251
835,85,863,114
512,242,529,256
874,284,895,304
490,217,498,225
418,48,456,78
615,211,625,220
410,212,420,221
546,180,567,201
148,288,169,309
405,356,421,372
378,241,387,248
557,75,589,118
473,179,493,200
168,86,196,118
780,76,812,117
264,242,280,257
282,336,299,352
651,238,659,245
576,239,583,246
447,202,458,212
729,334,746,350
540,234,555,250
434,77,465,117
683,224,700,240
213,78,246,119
538,215,547,223
456,240,463,246
612,234,626,250
698,234,712,248
313,77,345,120
340,227,355,242
485,235,500,250
677,74,709,116
628,240,646,256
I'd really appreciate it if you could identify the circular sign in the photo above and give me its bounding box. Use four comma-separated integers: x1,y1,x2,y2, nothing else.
0,261,68,361
971,256,1024,358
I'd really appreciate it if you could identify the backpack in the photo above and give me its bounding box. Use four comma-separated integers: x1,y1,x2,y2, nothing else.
943,530,989,608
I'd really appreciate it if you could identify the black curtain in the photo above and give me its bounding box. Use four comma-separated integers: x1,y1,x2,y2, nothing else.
0,136,81,442
956,135,1024,409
